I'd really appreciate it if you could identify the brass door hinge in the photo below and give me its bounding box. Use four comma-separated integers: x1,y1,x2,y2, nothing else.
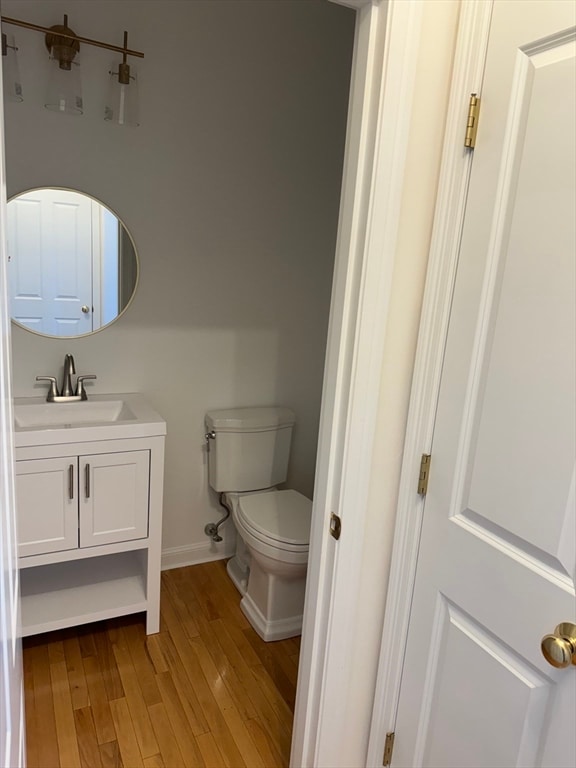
464,93,480,149
383,731,395,766
329,512,342,540
418,453,431,496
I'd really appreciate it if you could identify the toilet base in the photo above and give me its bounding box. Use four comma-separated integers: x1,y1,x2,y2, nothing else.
226,556,248,596
226,535,251,595
240,593,303,642
239,552,307,642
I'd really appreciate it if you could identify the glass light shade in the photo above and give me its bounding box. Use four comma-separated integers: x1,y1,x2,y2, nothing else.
105,65,139,127
45,55,83,115
2,33,23,102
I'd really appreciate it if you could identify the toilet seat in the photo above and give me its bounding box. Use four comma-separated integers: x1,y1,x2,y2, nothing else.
237,489,311,552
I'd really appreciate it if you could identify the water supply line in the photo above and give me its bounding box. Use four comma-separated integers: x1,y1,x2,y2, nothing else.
204,492,231,543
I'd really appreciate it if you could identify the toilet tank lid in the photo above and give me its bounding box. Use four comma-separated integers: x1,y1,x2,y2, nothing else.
206,406,295,432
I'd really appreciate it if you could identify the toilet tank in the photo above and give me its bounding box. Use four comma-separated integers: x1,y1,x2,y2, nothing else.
206,406,295,492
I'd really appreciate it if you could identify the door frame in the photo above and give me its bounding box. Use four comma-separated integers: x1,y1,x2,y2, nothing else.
366,1,494,763
292,0,432,764
0,39,25,768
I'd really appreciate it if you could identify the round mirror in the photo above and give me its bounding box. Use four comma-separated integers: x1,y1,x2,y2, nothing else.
7,188,138,338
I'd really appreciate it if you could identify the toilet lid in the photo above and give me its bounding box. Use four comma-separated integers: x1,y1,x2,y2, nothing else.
238,489,312,547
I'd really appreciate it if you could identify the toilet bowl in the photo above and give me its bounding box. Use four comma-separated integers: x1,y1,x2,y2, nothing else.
225,489,312,642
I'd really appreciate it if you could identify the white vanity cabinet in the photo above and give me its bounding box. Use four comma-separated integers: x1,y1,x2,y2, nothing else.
16,450,150,557
13,394,166,638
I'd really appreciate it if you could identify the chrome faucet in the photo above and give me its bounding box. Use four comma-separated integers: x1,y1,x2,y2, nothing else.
36,354,97,402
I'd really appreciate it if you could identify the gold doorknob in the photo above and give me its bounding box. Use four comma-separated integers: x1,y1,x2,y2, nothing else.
81,305,91,313
541,622,576,668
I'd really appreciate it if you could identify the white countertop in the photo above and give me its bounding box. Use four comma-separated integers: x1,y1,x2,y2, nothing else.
13,393,166,448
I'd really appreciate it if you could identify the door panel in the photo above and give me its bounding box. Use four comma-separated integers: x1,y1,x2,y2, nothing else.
421,598,552,768
394,2,576,766
7,189,94,335
79,450,149,547
15,457,78,557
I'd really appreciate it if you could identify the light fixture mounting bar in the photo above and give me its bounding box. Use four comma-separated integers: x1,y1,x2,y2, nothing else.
1,16,144,58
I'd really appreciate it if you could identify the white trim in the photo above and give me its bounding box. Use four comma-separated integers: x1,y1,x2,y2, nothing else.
0,41,25,767
329,0,372,10
366,2,494,765
160,541,235,571
292,1,427,765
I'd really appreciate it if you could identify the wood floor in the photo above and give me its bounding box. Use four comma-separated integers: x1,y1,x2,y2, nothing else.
22,561,300,768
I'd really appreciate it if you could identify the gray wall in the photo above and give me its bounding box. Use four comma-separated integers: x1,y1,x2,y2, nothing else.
3,0,354,562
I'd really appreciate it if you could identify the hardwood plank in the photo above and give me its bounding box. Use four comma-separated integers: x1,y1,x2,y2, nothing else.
76,624,98,659
251,663,294,734
50,659,82,768
74,707,103,768
93,626,124,701
99,741,123,768
176,563,221,622
245,717,287,768
23,646,39,768
147,702,186,768
185,561,250,631
48,638,65,665
121,622,162,706
144,632,169,675
155,671,206,767
217,618,261,669
111,637,159,758
161,569,202,638
154,627,209,736
219,705,266,768
196,732,227,768
83,655,116,746
26,643,60,768
188,634,265,766
243,628,296,711
109,698,144,768
198,560,251,629
159,601,246,767
195,618,257,721
143,756,165,768
64,636,90,710
210,618,292,756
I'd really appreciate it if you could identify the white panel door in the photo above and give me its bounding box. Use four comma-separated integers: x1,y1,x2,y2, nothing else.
394,3,576,767
7,188,94,335
15,457,79,558
79,451,149,547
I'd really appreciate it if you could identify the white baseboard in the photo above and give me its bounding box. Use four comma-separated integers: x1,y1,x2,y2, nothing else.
161,540,235,571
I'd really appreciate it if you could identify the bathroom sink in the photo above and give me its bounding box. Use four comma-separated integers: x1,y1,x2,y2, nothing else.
14,399,136,428
13,393,166,447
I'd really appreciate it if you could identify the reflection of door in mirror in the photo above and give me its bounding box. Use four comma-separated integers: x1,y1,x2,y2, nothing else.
8,189,96,335
6,188,138,338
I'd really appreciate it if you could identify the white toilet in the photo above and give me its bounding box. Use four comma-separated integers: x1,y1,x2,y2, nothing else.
205,406,312,642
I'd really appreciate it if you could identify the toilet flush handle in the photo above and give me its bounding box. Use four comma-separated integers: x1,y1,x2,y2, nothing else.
205,430,216,452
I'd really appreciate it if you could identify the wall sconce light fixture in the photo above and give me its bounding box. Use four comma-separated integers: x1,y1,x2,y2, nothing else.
1,13,144,125
105,32,139,127
44,16,82,114
1,31,23,102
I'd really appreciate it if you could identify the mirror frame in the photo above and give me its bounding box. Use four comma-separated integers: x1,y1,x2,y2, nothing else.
7,186,140,340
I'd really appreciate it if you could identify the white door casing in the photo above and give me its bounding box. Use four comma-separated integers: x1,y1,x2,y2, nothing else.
374,1,576,766
291,0,443,763
0,38,25,768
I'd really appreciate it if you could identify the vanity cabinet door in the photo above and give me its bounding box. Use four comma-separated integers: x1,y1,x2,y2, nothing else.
15,457,79,557
79,450,150,548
